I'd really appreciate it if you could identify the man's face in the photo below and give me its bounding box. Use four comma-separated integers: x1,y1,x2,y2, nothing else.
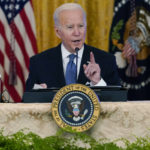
55,9,86,53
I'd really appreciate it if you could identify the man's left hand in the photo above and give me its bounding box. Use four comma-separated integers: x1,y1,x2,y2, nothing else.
83,52,101,85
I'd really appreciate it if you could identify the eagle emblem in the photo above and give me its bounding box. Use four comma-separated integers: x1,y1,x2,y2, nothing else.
66,96,88,122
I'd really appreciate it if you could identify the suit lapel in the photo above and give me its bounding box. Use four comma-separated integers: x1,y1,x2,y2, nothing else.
55,44,66,87
77,44,90,84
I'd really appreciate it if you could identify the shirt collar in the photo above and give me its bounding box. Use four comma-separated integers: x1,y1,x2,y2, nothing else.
61,43,84,60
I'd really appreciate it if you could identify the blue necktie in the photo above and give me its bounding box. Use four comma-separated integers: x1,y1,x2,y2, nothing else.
65,54,77,85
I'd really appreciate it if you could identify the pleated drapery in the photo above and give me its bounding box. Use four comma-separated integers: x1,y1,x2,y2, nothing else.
32,0,114,53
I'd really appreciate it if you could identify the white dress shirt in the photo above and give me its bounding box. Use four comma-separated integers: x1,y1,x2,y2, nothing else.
61,44,106,86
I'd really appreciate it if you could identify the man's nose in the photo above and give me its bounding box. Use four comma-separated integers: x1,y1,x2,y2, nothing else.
73,27,80,35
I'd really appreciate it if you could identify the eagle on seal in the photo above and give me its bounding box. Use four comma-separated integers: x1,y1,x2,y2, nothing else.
66,96,88,122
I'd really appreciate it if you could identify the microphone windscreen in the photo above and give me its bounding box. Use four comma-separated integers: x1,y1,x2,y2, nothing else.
75,47,79,53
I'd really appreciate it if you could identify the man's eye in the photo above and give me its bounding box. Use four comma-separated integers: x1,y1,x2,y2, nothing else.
67,26,73,29
79,25,84,28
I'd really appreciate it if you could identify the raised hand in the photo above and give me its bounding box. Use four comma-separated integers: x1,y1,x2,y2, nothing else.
83,52,101,85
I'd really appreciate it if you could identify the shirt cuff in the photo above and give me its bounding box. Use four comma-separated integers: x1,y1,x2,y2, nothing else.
90,78,107,86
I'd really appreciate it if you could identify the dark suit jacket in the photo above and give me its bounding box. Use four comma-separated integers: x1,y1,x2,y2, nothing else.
25,43,120,91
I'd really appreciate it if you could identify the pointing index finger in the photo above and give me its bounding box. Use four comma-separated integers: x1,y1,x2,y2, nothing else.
90,52,96,64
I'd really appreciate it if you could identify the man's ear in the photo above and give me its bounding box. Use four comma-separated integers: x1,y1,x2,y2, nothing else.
54,26,61,39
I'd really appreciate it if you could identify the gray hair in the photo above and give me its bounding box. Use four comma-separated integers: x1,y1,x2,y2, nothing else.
53,3,87,27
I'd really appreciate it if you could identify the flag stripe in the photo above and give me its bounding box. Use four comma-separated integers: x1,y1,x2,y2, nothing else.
20,9,37,54
24,2,36,35
0,50,4,67
12,22,30,69
15,15,35,58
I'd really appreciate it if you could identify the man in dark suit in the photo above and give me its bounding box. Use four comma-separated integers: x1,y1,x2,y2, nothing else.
25,3,120,91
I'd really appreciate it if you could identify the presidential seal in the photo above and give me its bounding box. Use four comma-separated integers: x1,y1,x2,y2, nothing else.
51,84,100,132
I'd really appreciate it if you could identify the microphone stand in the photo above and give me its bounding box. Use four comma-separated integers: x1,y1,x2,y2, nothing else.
75,47,79,83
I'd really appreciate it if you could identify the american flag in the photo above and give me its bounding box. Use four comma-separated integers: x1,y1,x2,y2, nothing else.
0,0,37,102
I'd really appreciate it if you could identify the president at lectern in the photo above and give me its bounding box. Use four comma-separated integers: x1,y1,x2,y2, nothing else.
25,3,120,91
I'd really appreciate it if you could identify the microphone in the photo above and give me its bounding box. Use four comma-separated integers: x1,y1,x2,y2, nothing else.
75,47,79,83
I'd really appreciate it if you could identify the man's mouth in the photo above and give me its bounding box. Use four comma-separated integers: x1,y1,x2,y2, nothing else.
72,40,81,43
